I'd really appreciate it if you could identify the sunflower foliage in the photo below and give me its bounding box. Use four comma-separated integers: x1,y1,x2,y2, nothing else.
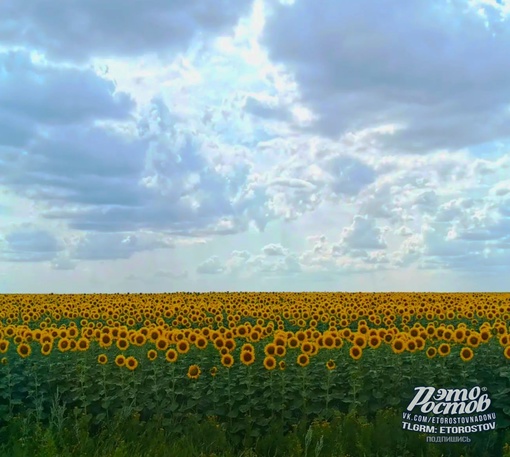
0,292,510,456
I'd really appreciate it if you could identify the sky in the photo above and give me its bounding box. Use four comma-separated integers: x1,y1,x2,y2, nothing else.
1,0,510,293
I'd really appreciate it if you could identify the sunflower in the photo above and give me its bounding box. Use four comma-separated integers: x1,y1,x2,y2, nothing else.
297,353,310,367
195,336,208,349
224,339,236,352
460,347,474,362
149,329,161,342
391,338,405,354
287,337,300,349
125,356,138,371
147,349,158,361
426,347,437,359
263,356,277,371
115,354,126,367
17,343,31,358
467,333,481,348
326,359,336,370
349,346,362,360
279,360,286,370
221,353,234,368
240,350,255,366
480,330,491,342
323,335,335,349
275,345,286,357
165,349,178,363
0,340,9,353
454,328,466,343
0,357,6,365
98,354,108,365
176,340,190,354
301,341,314,354
264,343,277,356
236,326,248,338
504,346,510,360
406,339,418,353
133,333,147,347
241,343,255,353
274,336,286,347
414,337,425,350
41,342,52,356
438,343,451,357
99,333,113,349
353,334,367,349
77,338,90,352
210,366,218,377
214,337,225,350
58,338,71,352
155,337,169,351
295,331,307,342
368,335,382,349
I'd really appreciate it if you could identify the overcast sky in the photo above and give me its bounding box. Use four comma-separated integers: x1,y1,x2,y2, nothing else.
1,0,510,293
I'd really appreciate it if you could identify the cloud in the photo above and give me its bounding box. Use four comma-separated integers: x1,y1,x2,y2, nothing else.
0,51,134,128
0,0,254,62
244,95,290,121
0,226,62,262
262,243,287,256
70,232,174,260
197,255,226,274
340,215,387,250
262,0,510,152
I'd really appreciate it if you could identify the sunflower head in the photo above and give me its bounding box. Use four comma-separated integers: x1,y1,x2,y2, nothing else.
17,343,32,359
263,356,277,371
115,354,126,367
297,353,310,367
177,340,190,354
349,346,362,360
0,340,10,353
426,347,437,359
98,354,108,365
165,349,178,363
460,347,474,362
221,354,234,368
438,343,451,357
41,342,52,356
240,350,255,366
125,356,138,371
187,364,201,379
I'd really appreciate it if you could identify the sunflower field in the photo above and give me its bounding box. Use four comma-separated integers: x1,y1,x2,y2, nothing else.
1,292,510,457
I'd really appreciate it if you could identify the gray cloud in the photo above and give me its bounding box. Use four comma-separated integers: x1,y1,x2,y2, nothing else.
244,96,290,121
341,215,387,250
0,0,254,62
197,255,225,274
0,226,62,262
0,51,134,132
1,97,263,236
262,243,287,256
262,0,510,152
70,232,174,260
